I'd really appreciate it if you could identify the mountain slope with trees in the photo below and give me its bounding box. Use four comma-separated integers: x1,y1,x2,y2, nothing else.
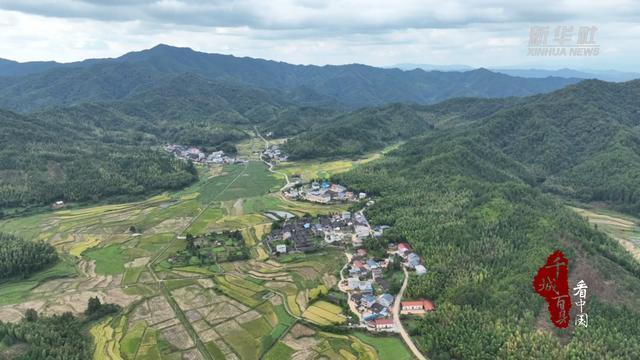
293,79,640,216
0,109,198,214
474,79,640,214
283,97,521,159
334,127,640,358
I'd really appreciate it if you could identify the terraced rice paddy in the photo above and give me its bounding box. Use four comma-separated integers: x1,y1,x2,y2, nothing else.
302,300,345,325
570,206,640,261
0,141,403,359
263,324,381,360
90,317,126,360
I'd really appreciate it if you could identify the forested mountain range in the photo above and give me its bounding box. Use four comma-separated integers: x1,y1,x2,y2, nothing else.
32,73,338,145
0,44,578,111
0,71,345,213
291,79,640,215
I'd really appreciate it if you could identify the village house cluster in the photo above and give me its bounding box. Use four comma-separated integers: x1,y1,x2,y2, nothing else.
262,144,288,162
264,211,373,254
164,144,246,164
342,248,397,331
340,241,434,332
396,242,427,275
283,181,366,204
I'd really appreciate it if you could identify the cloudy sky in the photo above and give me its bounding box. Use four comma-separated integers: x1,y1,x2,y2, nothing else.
0,0,638,71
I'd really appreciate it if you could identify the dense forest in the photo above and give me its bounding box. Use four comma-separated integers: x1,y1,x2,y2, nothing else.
0,298,120,360
0,233,58,280
0,109,198,213
32,73,339,145
283,97,517,160
334,128,640,358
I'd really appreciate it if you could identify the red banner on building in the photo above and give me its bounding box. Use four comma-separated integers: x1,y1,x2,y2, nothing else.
533,250,571,328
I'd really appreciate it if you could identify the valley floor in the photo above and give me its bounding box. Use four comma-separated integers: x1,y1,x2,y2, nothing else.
0,137,411,360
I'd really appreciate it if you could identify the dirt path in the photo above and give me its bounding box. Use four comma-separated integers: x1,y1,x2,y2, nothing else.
393,266,428,360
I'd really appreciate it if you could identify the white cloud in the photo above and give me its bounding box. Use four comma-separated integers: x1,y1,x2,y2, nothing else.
0,1,638,71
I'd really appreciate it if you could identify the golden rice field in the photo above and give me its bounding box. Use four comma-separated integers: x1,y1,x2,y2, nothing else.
302,300,345,325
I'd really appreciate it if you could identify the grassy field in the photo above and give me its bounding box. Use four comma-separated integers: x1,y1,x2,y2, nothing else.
275,143,399,181
352,332,413,360
263,342,295,360
84,245,128,275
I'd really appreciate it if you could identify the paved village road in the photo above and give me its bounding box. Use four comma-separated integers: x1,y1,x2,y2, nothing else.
254,127,292,191
393,266,428,360
338,252,363,322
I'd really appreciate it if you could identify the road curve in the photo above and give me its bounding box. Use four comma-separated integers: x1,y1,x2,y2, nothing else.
254,127,291,191
393,266,428,360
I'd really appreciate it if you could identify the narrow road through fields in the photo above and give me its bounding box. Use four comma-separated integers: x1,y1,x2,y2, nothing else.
393,266,428,360
145,161,251,360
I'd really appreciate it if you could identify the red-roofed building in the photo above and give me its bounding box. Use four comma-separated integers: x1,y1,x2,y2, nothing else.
367,317,395,331
398,243,410,255
401,300,435,315
352,260,366,269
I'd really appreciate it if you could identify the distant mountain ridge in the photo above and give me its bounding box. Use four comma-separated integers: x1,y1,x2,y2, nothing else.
0,44,579,111
393,63,640,82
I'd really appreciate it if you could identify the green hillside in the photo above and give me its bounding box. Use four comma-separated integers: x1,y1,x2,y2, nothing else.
334,128,640,358
0,109,198,214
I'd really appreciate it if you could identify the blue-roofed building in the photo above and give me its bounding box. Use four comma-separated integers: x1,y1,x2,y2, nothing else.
362,294,376,308
378,293,395,308
366,259,380,270
303,223,310,229
321,181,331,189
364,313,382,322
408,253,421,268
360,281,374,294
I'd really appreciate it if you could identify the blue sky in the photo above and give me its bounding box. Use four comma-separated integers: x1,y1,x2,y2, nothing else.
0,0,638,71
